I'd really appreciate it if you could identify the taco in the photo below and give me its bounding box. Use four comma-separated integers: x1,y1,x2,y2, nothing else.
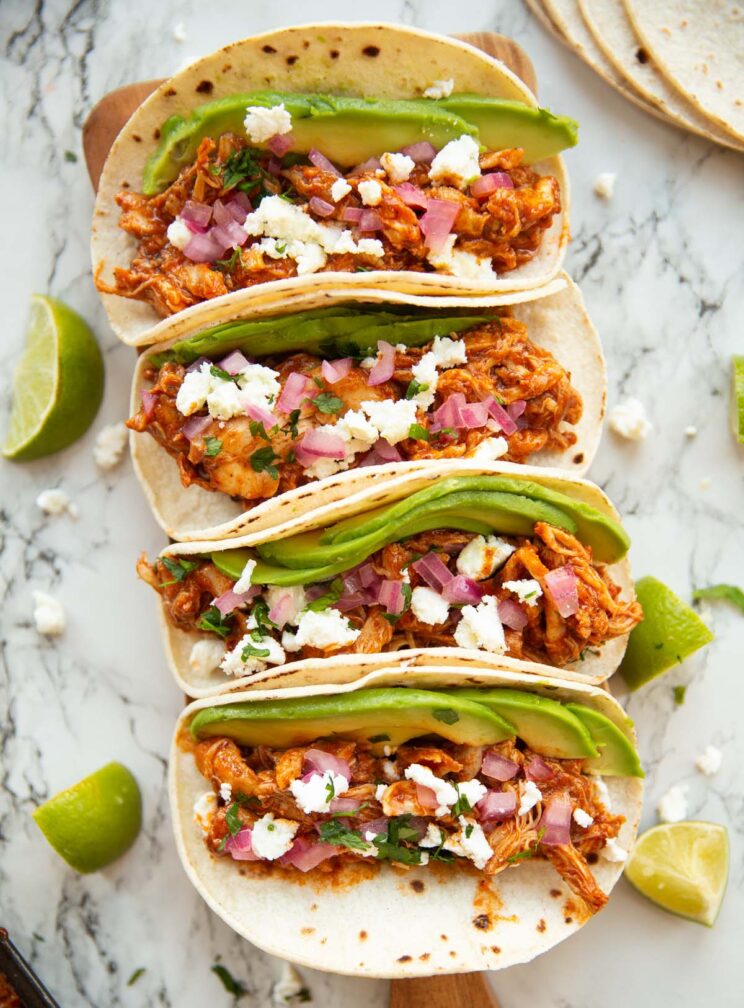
171,666,643,976
91,23,577,347
127,277,604,542
139,468,642,697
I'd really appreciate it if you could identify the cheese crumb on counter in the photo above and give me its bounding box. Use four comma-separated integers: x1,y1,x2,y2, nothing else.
36,488,79,519
695,745,722,776
32,591,66,636
594,173,617,199
657,783,688,823
608,398,652,440
93,422,128,470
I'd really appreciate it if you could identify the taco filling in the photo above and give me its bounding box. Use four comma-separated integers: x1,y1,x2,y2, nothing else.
96,92,571,314
127,309,582,505
139,476,642,677
188,686,642,913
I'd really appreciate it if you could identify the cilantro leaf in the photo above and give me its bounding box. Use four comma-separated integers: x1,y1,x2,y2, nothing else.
451,785,472,817
284,408,301,439
317,820,369,851
251,598,276,635
408,423,430,441
211,963,247,998
215,247,242,272
204,436,222,457
313,392,344,415
127,968,146,986
241,641,271,661
64,149,78,163
160,556,200,586
210,364,235,382
197,605,233,638
250,445,279,480
405,379,429,400
305,578,344,611
673,684,687,706
225,803,243,837
507,828,546,863
372,814,424,865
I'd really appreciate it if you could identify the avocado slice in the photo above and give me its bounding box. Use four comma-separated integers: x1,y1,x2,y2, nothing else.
436,94,578,161
189,687,515,753
566,703,644,777
149,306,493,368
143,91,478,194
445,689,598,759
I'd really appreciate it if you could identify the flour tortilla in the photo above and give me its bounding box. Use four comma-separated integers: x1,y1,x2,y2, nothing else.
170,665,643,977
130,275,605,542
624,0,744,143
156,463,635,696
92,22,571,347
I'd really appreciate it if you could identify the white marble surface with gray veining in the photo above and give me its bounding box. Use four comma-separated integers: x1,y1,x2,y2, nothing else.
1,1,742,1005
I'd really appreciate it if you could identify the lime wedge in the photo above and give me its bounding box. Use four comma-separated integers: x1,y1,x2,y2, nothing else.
731,355,744,444
33,762,141,873
619,576,713,690
625,821,729,926
3,294,104,460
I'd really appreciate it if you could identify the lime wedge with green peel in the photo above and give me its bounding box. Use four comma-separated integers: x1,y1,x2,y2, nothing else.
619,576,713,690
731,355,744,444
625,822,729,926
3,295,104,460
33,762,141,873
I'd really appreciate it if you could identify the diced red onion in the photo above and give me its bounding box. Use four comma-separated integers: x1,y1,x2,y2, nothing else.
360,817,389,837
267,132,293,156
482,751,520,782
186,355,210,373
309,196,336,218
498,597,529,631
415,785,440,810
507,399,526,421
430,392,466,432
544,565,580,618
280,836,339,871
184,231,227,263
277,372,310,413
367,341,396,386
484,396,518,436
210,206,248,248
230,191,252,214
321,358,352,384
218,349,250,375
266,156,282,177
213,587,258,616
224,200,249,225
442,574,484,605
341,206,364,223
141,389,157,420
406,817,430,841
181,199,212,230
359,209,382,232
244,401,278,429
268,591,295,629
357,441,403,467
304,749,351,779
470,172,515,199
419,198,460,253
378,579,405,615
400,141,436,163
308,148,341,176
334,590,369,612
476,790,518,823
371,438,401,462
411,552,453,592
358,564,381,590
351,156,382,174
525,755,555,783
539,794,572,846
329,796,362,814
394,183,428,209
304,584,328,602
224,827,261,861
296,428,347,461
457,401,490,429
181,414,212,441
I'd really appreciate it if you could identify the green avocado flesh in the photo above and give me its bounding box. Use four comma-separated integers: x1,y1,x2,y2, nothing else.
148,306,494,368
446,688,598,760
566,704,644,777
143,91,477,194
189,687,514,752
142,89,577,195
437,94,578,162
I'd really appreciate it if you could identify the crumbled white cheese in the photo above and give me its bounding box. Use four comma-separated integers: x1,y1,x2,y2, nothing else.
330,178,352,202
360,399,418,445
244,103,292,143
429,134,481,189
32,591,66,637
502,579,542,606
380,151,415,183
300,408,380,480
410,352,439,408
285,608,360,651
206,380,245,421
166,217,192,250
602,837,627,863
695,745,722,776
594,173,617,199
250,813,298,859
382,759,399,781
423,78,455,99
272,963,311,1006
443,817,493,869
609,398,652,440
455,779,487,809
410,586,450,625
193,790,217,834
220,625,286,676
172,21,187,42
358,179,383,206
188,638,226,677
431,335,468,367
36,488,79,519
404,763,458,816
573,807,594,829
236,363,282,407
453,596,506,654
419,823,445,848
518,780,543,815
657,784,688,823
427,233,494,280
233,557,257,595
290,770,349,814
699,476,712,491
593,776,612,811
93,422,128,470
264,585,307,628
176,361,280,420
685,425,698,438
456,535,515,580
375,783,388,803
472,436,509,461
219,781,232,803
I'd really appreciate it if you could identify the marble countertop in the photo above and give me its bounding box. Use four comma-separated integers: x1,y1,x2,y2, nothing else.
1,1,742,1005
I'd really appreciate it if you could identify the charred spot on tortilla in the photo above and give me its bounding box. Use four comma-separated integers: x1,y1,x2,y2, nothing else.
262,44,277,54
132,134,142,143
636,48,649,64
550,888,561,898
330,49,339,59
410,880,425,893
359,930,368,940
362,45,381,57
473,914,491,930
573,452,584,464
286,55,298,66
196,80,214,94
491,946,501,954
537,919,547,932
564,916,573,924
164,87,177,97
397,955,412,963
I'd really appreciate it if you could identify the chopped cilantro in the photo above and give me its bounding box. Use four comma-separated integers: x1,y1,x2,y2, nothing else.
673,684,687,706
204,436,222,457
507,828,546,863
408,422,430,441
317,819,369,851
197,605,233,638
127,968,146,986
225,803,243,836
248,419,271,442
325,776,336,802
250,445,279,480
433,708,459,725
465,823,474,839
64,149,77,163
241,641,271,661
405,379,429,400
305,578,344,611
401,583,412,611
215,247,242,272
210,364,235,382
284,408,301,439
372,814,423,865
160,556,200,586
221,146,271,202
211,963,247,998
693,583,744,613
330,802,369,819
368,733,391,743
251,598,276,635
311,375,325,389
313,392,344,414
451,786,472,817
